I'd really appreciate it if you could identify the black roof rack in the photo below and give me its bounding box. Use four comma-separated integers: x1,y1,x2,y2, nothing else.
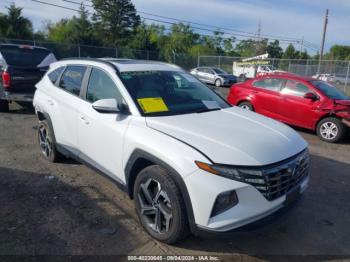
59,57,120,73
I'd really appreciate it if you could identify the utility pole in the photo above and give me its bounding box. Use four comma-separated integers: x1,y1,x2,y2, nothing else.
256,20,262,54
317,9,329,74
299,36,304,59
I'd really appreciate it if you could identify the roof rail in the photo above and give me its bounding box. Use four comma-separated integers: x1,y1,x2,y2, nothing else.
59,57,120,73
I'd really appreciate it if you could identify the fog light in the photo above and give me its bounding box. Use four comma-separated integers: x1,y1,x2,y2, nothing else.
210,190,238,217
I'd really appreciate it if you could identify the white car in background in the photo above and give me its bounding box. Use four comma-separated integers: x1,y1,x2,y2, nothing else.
33,58,310,243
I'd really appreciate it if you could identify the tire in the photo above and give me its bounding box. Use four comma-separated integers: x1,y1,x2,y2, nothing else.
238,74,246,82
215,79,222,87
133,165,189,244
316,117,346,143
38,120,62,162
238,101,254,111
0,99,9,112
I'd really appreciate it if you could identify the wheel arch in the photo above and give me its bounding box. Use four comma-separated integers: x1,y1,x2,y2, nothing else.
314,113,341,131
124,149,196,229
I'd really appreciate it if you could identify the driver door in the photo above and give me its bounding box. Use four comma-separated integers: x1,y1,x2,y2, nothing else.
279,80,320,129
77,66,131,182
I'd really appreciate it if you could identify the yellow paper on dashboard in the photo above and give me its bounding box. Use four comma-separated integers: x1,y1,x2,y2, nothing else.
137,97,169,113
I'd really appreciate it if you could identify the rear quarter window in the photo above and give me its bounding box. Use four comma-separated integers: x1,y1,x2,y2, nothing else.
48,67,65,84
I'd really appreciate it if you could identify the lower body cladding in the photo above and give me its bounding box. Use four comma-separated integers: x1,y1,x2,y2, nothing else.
185,169,309,232
342,118,350,128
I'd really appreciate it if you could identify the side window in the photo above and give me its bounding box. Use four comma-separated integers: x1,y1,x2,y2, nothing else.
86,68,123,103
59,65,86,95
281,80,311,97
48,66,64,84
253,78,285,92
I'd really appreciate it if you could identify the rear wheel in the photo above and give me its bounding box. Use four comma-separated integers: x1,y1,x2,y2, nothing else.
316,117,346,143
0,100,9,112
38,120,62,162
134,165,189,244
238,101,254,111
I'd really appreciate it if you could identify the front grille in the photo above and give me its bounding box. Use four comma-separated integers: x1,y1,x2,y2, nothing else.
244,150,310,201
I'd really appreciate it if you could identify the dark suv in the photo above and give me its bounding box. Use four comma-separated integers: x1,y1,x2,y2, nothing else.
0,44,56,112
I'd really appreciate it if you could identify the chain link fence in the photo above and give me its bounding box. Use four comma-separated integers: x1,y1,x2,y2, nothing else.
0,38,199,70
1,38,349,94
198,55,350,95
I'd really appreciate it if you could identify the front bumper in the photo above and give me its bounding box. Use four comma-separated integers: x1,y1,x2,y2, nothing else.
0,91,34,102
222,79,237,86
185,168,309,233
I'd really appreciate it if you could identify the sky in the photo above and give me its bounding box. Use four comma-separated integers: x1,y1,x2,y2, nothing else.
1,0,349,54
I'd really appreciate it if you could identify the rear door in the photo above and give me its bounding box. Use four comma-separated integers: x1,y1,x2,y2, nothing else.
48,65,88,155
279,80,320,128
251,77,285,119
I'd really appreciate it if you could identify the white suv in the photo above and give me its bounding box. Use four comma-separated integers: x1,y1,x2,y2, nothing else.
33,58,310,243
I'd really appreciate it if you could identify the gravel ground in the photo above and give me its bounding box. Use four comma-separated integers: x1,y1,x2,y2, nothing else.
0,100,350,261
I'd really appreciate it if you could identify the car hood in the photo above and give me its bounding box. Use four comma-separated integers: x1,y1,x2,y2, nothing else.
146,107,307,166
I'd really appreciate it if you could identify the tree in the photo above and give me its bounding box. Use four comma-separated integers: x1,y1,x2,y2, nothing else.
0,3,33,39
92,0,141,47
266,40,283,58
328,45,350,60
282,44,297,59
235,39,257,57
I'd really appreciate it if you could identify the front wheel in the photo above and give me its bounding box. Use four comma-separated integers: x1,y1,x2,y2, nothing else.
316,117,346,143
134,165,189,244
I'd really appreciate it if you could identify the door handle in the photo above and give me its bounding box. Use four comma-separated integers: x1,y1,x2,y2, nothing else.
79,115,89,125
47,99,54,106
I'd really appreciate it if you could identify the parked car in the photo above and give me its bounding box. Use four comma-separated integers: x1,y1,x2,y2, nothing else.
0,44,56,112
190,67,237,87
227,74,350,143
312,73,335,83
33,58,309,243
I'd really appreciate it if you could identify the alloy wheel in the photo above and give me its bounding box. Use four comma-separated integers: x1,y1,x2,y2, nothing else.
320,122,338,140
138,178,173,234
38,125,52,158
240,104,252,110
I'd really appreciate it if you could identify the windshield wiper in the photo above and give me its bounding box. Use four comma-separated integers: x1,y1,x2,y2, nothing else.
195,108,221,113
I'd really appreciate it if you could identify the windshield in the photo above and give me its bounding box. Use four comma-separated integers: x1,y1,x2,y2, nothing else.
212,68,227,74
0,45,53,67
310,80,349,100
120,70,230,116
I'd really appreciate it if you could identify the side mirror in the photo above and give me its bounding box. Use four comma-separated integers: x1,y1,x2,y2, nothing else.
303,92,318,101
92,99,129,114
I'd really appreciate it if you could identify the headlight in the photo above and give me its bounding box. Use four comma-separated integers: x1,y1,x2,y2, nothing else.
195,161,264,184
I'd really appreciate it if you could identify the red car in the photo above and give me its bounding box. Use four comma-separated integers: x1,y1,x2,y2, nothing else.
227,74,350,143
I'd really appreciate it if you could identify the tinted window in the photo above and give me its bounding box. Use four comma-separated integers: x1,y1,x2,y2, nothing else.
253,78,284,91
281,80,311,97
203,68,213,74
310,80,349,100
59,66,86,95
86,68,122,103
0,45,54,67
48,67,64,84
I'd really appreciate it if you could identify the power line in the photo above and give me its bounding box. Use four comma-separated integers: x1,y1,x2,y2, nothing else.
59,0,303,43
64,0,307,42
32,0,318,52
